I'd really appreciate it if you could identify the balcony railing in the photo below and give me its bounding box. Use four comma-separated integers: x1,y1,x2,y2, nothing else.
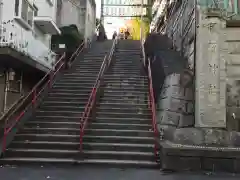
0,20,56,70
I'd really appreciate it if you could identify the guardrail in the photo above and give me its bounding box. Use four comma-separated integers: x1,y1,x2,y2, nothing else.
140,40,160,161
79,39,117,152
1,42,85,153
147,60,160,160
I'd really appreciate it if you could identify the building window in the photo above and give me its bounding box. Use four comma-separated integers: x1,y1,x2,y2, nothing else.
15,0,20,16
21,0,34,26
15,0,37,27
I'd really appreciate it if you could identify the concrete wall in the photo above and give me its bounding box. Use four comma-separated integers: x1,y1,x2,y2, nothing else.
84,0,96,42
0,0,57,69
60,0,96,41
60,0,85,34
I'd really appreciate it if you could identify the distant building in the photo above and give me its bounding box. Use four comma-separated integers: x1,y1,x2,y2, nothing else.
100,0,152,39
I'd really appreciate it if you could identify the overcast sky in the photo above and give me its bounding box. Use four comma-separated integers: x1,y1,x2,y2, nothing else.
96,0,101,18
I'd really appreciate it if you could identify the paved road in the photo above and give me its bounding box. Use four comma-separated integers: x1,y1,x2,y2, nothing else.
0,166,239,180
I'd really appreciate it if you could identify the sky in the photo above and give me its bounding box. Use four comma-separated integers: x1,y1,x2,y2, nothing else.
96,0,101,18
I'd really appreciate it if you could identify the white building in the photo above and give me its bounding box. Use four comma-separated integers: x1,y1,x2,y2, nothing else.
0,0,61,71
0,0,61,115
59,0,96,43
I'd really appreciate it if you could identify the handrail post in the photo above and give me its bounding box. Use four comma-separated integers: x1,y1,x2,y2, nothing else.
32,89,36,107
48,71,53,89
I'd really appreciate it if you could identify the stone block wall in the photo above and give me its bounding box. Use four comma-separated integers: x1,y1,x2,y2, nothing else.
223,27,240,131
157,74,194,128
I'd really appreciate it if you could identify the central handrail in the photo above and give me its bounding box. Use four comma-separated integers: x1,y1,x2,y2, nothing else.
79,39,117,151
147,61,160,159
1,42,85,153
140,40,160,160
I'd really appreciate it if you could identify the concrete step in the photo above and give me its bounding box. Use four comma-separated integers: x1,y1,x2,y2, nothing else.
85,128,153,137
96,111,151,119
39,105,86,111
58,77,97,81
83,135,154,144
25,121,81,129
10,141,79,150
35,110,85,117
82,150,154,162
63,73,98,77
89,122,151,131
52,84,94,89
94,116,151,124
103,74,145,78
47,92,90,98
10,141,153,153
43,98,89,104
21,127,152,137
103,87,147,92
5,148,78,159
96,106,150,113
100,97,149,102
106,82,147,88
111,67,141,70
103,79,148,83
99,102,148,108
14,134,79,142
103,89,146,94
50,89,92,94
0,157,158,168
57,79,96,84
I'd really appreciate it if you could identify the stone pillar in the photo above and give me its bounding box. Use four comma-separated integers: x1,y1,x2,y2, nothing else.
195,11,227,128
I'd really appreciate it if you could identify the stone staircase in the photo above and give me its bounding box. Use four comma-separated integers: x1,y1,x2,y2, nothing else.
0,41,113,164
82,40,157,168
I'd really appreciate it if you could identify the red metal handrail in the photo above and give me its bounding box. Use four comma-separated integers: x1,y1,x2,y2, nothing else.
147,60,160,159
69,42,85,63
79,39,117,151
2,42,85,153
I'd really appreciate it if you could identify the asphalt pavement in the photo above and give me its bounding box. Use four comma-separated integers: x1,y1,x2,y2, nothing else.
0,165,239,180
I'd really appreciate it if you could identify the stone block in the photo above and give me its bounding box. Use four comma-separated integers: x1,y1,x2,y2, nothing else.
225,28,240,41
157,125,176,141
202,129,230,146
161,155,201,171
160,86,185,99
173,128,204,145
230,131,240,147
163,74,181,87
202,158,234,172
160,86,193,101
160,140,240,173
228,54,240,65
158,110,194,127
159,97,193,114
227,65,240,78
226,41,240,54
